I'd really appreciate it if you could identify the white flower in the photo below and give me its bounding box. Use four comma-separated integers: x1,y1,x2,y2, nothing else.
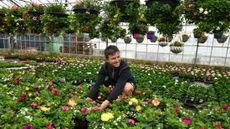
203,10,208,14
199,8,204,13
25,116,33,121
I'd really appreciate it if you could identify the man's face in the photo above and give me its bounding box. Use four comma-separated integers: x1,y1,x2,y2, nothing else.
107,51,121,67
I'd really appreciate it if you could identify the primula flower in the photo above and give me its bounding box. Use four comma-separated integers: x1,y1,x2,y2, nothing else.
101,112,114,122
33,84,39,89
116,98,121,103
31,102,38,108
135,105,141,112
23,124,33,129
199,128,206,129
21,93,28,98
34,91,39,96
182,117,191,125
48,81,53,87
133,33,139,39
145,98,151,105
223,104,229,110
92,106,99,111
46,123,54,129
68,98,76,106
152,99,160,107
40,106,50,112
81,108,89,114
128,118,135,124
176,107,181,113
25,87,30,91
18,97,24,102
15,78,20,84
52,89,59,95
62,106,69,111
129,98,138,104
122,95,127,99
32,16,37,21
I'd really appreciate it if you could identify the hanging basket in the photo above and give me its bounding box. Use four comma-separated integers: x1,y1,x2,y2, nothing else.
198,36,208,43
193,32,201,38
136,37,144,43
214,32,223,39
170,46,183,54
159,42,168,47
150,36,158,43
182,34,190,42
217,35,228,43
124,36,132,44
110,37,118,43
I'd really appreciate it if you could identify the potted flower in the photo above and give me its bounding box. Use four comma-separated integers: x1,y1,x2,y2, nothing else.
123,35,132,44
217,35,228,43
170,41,184,54
146,31,155,40
40,4,69,35
73,0,102,38
193,28,203,39
197,33,208,43
24,3,45,34
100,2,126,42
145,1,182,37
158,37,168,47
136,34,144,43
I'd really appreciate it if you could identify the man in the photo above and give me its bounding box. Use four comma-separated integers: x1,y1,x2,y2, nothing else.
86,45,136,110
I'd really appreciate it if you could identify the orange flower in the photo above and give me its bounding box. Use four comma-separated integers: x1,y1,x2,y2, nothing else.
152,99,160,107
135,105,141,112
68,98,76,107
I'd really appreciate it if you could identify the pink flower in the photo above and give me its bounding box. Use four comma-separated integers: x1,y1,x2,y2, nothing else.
227,71,230,76
81,108,89,114
187,3,193,8
199,128,205,129
17,97,24,102
128,118,135,124
52,89,59,95
182,119,190,125
34,91,39,96
23,124,33,129
182,117,191,125
62,106,69,111
133,33,139,39
92,106,99,111
122,95,127,99
175,107,181,113
192,12,198,17
116,98,121,103
33,84,39,89
145,98,151,105
46,123,54,129
223,104,229,110
21,93,28,98
32,16,37,21
108,88,113,93
48,81,53,87
15,78,20,84
31,102,38,108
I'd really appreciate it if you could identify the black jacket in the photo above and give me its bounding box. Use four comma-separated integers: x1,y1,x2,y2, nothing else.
88,60,136,102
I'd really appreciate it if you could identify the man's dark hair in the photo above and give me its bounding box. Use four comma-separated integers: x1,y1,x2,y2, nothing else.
104,45,120,59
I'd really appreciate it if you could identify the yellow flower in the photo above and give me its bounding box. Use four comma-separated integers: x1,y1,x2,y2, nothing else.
47,102,54,107
68,98,76,107
135,105,141,112
39,106,50,112
130,98,138,104
25,87,30,91
101,112,114,122
152,99,160,107
28,92,32,96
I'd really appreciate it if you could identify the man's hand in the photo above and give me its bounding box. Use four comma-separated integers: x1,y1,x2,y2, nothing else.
100,100,110,110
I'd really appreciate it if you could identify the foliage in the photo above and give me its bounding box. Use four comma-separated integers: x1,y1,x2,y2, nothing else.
170,41,184,47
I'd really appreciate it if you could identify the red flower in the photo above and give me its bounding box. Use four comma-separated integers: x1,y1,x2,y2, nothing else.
133,33,139,39
15,78,20,85
52,89,59,95
92,106,99,111
145,98,151,105
122,95,127,99
32,2,39,7
11,5,17,11
81,108,89,114
116,98,121,103
33,84,39,89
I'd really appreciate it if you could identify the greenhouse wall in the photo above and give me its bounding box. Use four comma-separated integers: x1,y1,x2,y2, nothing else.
0,26,230,67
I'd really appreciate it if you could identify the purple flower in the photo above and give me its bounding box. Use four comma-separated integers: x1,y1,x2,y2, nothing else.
128,118,135,124
22,124,33,129
147,33,154,40
52,89,59,95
